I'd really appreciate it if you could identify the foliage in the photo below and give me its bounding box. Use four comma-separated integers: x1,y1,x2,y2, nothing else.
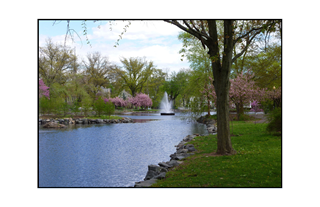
109,97,127,107
266,107,282,134
229,71,266,112
39,96,50,115
59,101,70,117
71,101,81,116
162,69,189,108
142,69,167,108
114,57,155,97
39,79,50,99
247,44,281,89
128,93,152,109
39,38,75,87
187,97,208,121
203,72,266,120
178,32,213,113
104,100,115,118
260,99,273,114
93,96,106,117
81,96,93,117
152,122,281,187
250,100,263,113
82,52,113,99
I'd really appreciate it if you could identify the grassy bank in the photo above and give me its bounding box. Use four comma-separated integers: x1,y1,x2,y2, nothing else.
152,121,281,187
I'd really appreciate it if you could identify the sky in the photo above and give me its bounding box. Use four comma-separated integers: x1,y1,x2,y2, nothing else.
39,20,190,74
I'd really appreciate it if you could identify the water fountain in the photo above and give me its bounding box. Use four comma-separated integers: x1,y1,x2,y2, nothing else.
160,92,175,115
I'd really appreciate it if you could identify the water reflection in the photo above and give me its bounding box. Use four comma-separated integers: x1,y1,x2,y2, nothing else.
133,119,159,123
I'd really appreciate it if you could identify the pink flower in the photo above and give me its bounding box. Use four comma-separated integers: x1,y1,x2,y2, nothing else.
39,79,50,99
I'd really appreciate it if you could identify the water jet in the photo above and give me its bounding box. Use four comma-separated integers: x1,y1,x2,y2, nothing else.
160,92,175,115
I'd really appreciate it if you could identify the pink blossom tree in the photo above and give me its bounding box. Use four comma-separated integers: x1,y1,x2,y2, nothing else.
250,100,263,113
129,93,152,110
110,97,127,108
229,71,266,120
202,72,266,120
39,79,50,99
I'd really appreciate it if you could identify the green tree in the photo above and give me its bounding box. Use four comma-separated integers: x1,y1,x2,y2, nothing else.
247,44,281,89
105,101,115,118
114,57,155,97
143,68,167,108
162,69,189,109
81,96,93,117
83,52,113,99
39,38,75,87
93,96,106,117
166,20,281,155
39,96,50,115
178,32,213,115
71,101,81,116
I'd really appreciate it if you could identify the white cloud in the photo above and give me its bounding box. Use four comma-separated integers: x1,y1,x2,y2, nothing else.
39,20,189,74
91,21,182,41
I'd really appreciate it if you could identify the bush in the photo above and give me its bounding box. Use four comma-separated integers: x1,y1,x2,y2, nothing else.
93,97,105,117
105,101,115,118
260,99,273,114
266,107,282,134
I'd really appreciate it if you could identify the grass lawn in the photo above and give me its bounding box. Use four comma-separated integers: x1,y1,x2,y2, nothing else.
151,121,281,187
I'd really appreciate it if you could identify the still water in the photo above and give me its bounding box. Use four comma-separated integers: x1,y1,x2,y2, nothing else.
39,113,208,187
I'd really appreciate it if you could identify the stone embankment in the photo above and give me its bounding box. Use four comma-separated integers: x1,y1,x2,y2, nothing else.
39,117,134,128
134,134,199,187
134,116,217,187
197,116,217,134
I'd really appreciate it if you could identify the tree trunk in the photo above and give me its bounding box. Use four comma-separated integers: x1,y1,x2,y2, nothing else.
207,99,211,117
236,103,240,120
214,72,236,155
236,98,244,121
208,20,236,155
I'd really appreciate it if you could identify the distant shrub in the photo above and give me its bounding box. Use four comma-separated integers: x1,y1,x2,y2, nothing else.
250,100,263,113
105,101,115,118
266,107,282,134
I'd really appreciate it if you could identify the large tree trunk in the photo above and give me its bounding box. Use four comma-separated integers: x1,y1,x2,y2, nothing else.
215,80,235,155
208,20,236,155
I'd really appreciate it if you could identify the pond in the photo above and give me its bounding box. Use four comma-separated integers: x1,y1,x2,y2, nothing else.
38,112,208,187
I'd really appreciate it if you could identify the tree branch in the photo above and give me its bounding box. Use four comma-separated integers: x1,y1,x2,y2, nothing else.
164,20,210,47
232,31,260,63
233,26,263,45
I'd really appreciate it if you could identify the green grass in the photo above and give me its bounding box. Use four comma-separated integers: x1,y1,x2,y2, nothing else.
151,121,281,187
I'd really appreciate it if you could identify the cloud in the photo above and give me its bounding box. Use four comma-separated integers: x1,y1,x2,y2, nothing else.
90,21,182,41
39,20,189,74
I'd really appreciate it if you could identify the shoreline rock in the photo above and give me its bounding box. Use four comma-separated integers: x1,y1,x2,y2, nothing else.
197,116,217,134
42,122,66,128
39,117,134,126
134,133,200,187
